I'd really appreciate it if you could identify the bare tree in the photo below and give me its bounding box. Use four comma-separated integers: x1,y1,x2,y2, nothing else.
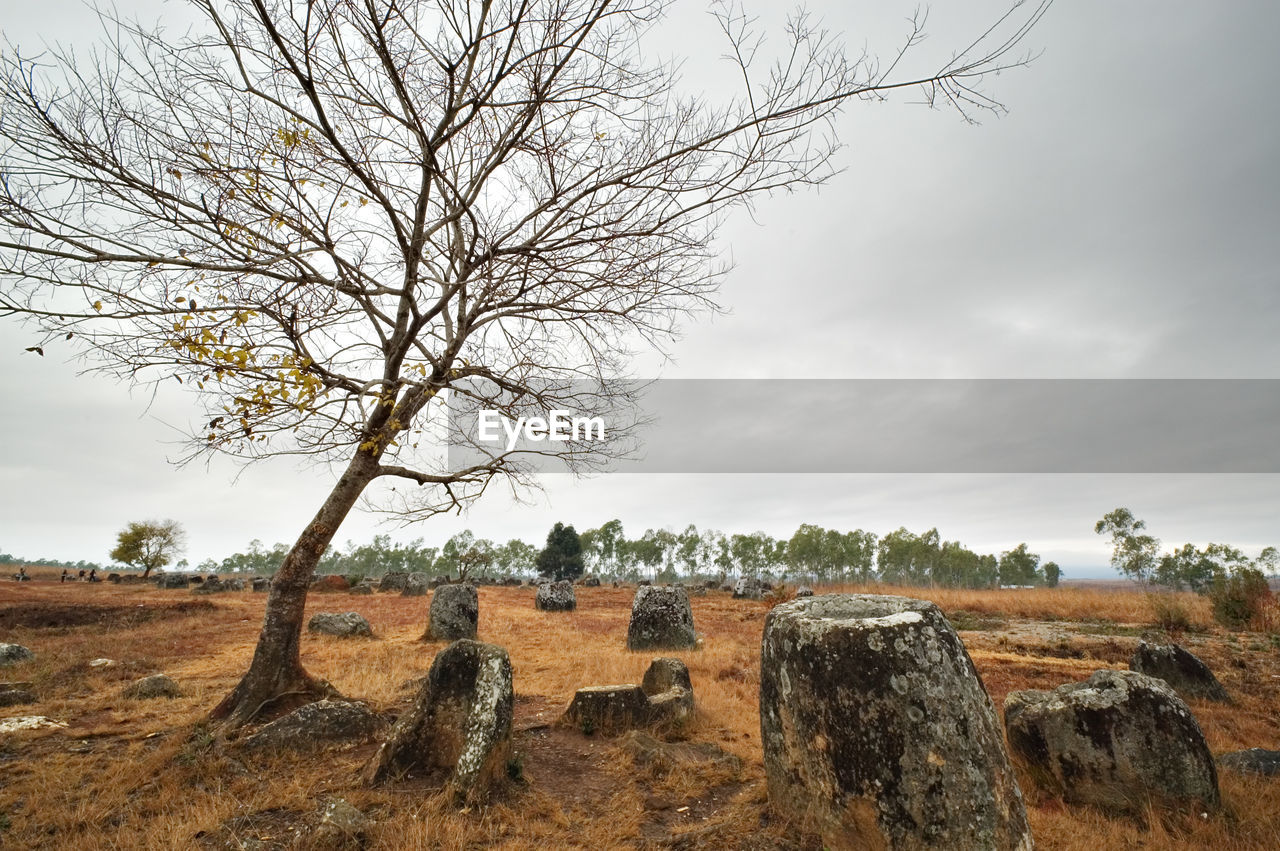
0,0,1050,727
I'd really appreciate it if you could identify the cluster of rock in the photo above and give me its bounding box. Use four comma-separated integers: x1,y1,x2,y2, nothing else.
562,657,695,734
194,576,245,594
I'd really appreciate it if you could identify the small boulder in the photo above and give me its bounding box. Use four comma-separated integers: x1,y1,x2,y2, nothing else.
1217,748,1280,777
626,586,697,651
363,639,513,803
761,594,1031,850
733,577,763,599
424,584,479,641
156,573,188,589
308,612,373,638
311,798,370,848
378,571,409,592
582,575,601,587
223,577,246,591
251,577,270,592
535,580,577,612
794,585,814,597
123,673,181,699
1129,641,1229,702
348,582,374,595
0,644,34,666
0,687,36,707
241,699,381,752
401,572,430,597
1004,669,1219,815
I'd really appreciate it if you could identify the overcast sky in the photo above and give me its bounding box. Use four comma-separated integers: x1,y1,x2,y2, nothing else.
2,1,1278,577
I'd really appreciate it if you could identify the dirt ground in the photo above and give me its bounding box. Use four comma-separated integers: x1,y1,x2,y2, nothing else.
0,576,1278,849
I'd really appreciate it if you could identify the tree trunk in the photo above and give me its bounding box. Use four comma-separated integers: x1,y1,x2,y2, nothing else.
210,451,379,730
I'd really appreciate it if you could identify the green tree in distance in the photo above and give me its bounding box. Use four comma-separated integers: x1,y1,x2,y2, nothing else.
1043,561,1061,588
110,519,186,578
536,523,584,582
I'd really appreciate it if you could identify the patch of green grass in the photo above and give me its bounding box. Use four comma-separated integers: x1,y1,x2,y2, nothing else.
945,609,1007,631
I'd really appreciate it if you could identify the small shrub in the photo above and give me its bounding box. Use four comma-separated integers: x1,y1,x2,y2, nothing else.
1209,567,1273,630
506,752,524,782
580,716,595,736
1148,593,1193,638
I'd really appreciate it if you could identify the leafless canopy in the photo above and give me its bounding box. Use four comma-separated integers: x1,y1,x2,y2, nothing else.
0,0,1050,516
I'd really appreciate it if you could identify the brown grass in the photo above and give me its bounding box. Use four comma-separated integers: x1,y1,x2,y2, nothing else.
0,578,1276,849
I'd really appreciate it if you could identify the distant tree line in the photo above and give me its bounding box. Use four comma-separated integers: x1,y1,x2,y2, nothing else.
192,521,1064,589
1095,507,1277,628
0,552,108,572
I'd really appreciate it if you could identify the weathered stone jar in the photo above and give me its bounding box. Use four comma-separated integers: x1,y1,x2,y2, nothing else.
760,594,1031,851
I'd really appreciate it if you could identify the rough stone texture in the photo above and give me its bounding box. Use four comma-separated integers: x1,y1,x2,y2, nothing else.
241,700,381,752
308,612,374,638
156,573,189,589
311,798,370,849
401,572,430,597
312,574,350,592
641,657,695,726
581,575,601,587
795,585,815,597
562,658,696,733
0,687,36,707
364,639,513,803
1217,748,1280,776
0,716,67,733
378,571,409,592
194,577,226,594
733,577,763,600
348,582,374,595
223,577,246,591
535,580,577,612
424,584,479,641
1129,641,1230,702
251,577,270,592
563,684,650,733
1004,669,1219,815
0,644,34,666
761,594,1032,851
626,586,697,651
123,673,181,699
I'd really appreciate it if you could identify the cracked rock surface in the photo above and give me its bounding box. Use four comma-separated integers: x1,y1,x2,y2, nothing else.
1005,668,1219,815
761,594,1031,851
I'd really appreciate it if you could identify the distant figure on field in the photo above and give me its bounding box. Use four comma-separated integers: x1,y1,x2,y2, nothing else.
78,569,86,580
12,567,29,582
88,568,98,583
61,569,69,583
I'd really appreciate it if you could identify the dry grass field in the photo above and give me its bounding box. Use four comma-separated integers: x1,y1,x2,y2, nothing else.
1,574,1278,849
